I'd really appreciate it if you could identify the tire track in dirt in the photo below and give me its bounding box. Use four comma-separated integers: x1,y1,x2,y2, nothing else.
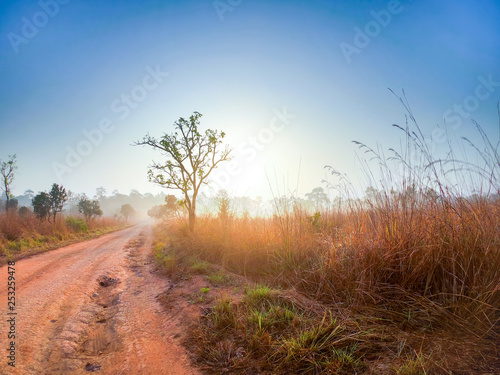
0,226,199,375
102,228,199,375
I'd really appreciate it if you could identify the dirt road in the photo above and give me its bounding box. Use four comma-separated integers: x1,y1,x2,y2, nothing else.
0,226,199,375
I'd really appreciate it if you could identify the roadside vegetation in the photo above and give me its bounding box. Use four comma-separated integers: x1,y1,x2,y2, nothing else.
0,171,127,262
151,104,500,374
0,213,124,263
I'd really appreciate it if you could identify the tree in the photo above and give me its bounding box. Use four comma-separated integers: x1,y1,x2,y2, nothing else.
18,206,31,217
32,192,51,220
364,186,381,202
120,204,134,223
94,187,107,200
165,194,180,213
135,112,231,232
49,183,68,222
148,194,180,219
1,155,17,213
305,187,329,209
24,189,34,200
7,198,18,212
216,189,231,222
147,205,167,219
78,196,103,220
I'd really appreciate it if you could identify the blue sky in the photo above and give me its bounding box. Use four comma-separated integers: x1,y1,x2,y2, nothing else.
1,0,499,199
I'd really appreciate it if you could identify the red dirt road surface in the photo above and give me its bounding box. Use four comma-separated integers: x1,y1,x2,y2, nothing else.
0,226,199,375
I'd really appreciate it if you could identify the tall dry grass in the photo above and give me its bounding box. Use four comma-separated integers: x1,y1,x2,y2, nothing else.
161,99,500,372
168,195,499,327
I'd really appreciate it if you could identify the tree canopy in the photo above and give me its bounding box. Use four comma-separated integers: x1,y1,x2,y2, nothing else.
32,192,51,220
32,184,68,222
147,194,180,219
49,183,68,222
120,204,135,222
305,187,329,209
78,196,103,220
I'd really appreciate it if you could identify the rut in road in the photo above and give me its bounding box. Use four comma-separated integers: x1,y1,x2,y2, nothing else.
0,226,199,375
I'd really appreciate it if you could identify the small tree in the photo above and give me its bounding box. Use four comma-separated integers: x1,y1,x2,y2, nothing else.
32,192,51,220
165,194,180,214
216,189,231,223
120,204,134,223
94,187,107,200
78,196,103,220
49,183,68,222
147,205,167,219
147,195,180,219
18,206,31,217
24,189,35,200
305,187,329,210
135,112,231,232
7,198,18,212
91,200,103,218
1,155,17,213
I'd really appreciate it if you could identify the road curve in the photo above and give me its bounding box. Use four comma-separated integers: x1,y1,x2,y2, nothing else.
0,226,198,375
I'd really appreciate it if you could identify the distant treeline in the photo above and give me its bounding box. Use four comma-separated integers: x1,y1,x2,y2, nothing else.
2,185,498,219
0,188,166,218
1,187,331,218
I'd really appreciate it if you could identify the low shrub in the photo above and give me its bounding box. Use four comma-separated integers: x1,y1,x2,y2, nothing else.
65,216,89,233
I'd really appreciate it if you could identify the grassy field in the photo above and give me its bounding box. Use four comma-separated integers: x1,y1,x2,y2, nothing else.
152,116,500,374
0,213,125,263
153,194,499,374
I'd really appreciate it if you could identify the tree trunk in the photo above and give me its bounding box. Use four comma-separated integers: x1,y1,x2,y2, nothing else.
188,207,196,233
4,185,9,213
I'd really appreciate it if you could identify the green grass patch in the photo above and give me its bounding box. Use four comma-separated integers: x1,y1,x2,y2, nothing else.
206,270,231,285
190,259,210,274
394,355,427,375
244,284,271,304
65,216,89,232
209,295,238,330
191,285,367,374
154,247,176,275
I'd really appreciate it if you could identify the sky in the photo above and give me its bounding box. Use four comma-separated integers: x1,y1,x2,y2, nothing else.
0,0,499,200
